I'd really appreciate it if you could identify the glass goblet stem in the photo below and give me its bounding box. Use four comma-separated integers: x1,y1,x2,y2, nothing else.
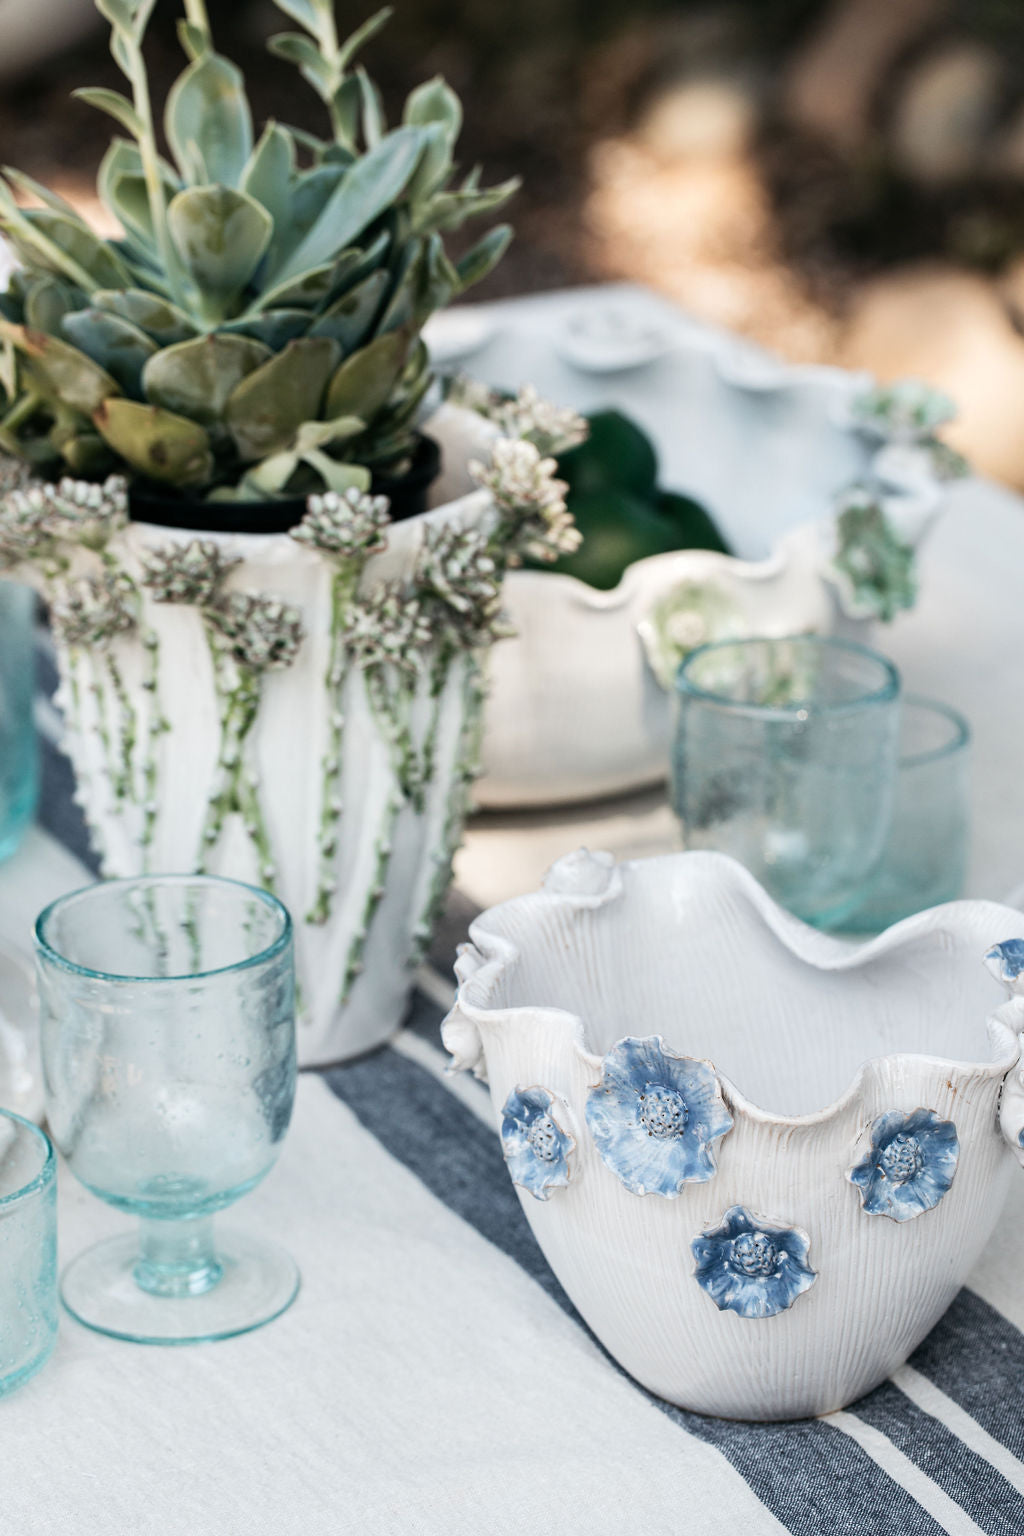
134,1216,223,1298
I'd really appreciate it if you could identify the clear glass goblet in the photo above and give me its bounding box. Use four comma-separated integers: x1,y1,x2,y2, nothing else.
35,875,298,1345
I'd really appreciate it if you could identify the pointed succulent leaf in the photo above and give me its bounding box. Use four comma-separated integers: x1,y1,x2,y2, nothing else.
59,431,116,476
455,224,513,291
73,87,145,138
4,323,121,414
299,448,367,492
61,308,157,398
234,449,300,497
404,76,462,139
177,19,208,61
309,269,388,350
268,0,321,32
375,238,422,335
143,333,272,426
325,329,409,421
1,168,80,217
241,122,296,231
92,289,196,345
93,398,214,486
20,209,133,291
225,336,340,461
421,177,520,234
24,276,79,334
406,122,454,205
254,262,339,312
331,76,363,148
293,416,364,450
165,52,254,188
105,174,160,253
356,67,386,148
316,231,391,304
222,309,311,349
98,140,177,252
334,7,394,72
271,128,425,286
167,186,273,314
416,234,459,322
266,33,334,97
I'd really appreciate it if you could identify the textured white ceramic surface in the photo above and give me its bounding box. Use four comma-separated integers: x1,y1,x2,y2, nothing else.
52,406,495,1066
443,848,1024,1420
454,317,951,808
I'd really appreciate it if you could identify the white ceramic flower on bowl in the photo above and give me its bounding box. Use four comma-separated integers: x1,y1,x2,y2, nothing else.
443,848,1024,1421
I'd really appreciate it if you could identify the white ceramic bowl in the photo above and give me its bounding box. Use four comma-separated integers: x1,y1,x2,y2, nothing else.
443,848,1024,1420
472,343,955,808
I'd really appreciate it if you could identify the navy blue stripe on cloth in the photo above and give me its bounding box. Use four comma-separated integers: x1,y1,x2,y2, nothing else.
848,1379,1024,1534
907,1290,1024,1461
325,1046,948,1536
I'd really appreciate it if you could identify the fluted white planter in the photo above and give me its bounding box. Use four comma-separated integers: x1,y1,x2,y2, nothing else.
443,848,1024,1420
44,404,502,1066
472,345,959,807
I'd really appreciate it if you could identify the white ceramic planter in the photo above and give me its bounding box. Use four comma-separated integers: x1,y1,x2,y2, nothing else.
471,344,956,807
48,405,498,1066
443,848,1024,1420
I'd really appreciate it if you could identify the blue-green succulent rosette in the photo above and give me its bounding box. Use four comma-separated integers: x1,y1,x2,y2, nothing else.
848,1108,959,1222
692,1206,817,1319
585,1036,733,1197
500,1085,575,1201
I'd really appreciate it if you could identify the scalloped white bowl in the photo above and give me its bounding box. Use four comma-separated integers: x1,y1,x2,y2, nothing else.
465,340,951,807
444,849,1024,1419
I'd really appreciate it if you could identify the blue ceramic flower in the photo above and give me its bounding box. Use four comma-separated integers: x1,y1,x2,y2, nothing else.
500,1085,575,1201
985,940,1024,986
848,1108,959,1222
692,1206,817,1319
585,1036,733,1197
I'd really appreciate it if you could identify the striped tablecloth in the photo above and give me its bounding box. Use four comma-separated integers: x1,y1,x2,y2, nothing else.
5,288,1024,1534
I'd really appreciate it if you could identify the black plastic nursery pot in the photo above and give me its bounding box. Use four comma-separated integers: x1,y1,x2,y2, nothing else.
128,433,442,533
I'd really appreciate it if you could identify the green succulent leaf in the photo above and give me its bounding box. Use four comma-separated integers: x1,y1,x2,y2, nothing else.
271,127,424,286
334,8,394,74
222,309,311,349
404,76,462,140
165,52,254,189
420,176,520,234
269,0,322,33
60,432,117,476
24,276,80,334
225,336,340,461
95,0,155,39
455,224,513,291
356,67,386,148
254,262,339,312
98,140,180,256
3,323,121,415
263,163,343,274
240,122,296,231
0,168,80,217
177,19,208,62
92,289,197,345
93,397,214,486
325,328,409,421
74,87,145,139
309,269,388,350
61,308,157,398
267,33,334,98
143,333,272,426
405,122,454,205
19,209,134,291
167,185,273,317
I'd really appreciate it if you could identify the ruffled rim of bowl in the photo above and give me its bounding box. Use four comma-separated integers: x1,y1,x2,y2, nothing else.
448,849,1023,1128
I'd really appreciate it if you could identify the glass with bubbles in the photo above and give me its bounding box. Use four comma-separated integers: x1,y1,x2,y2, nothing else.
672,635,901,928
0,580,38,864
841,696,970,932
0,1109,57,1394
36,875,298,1344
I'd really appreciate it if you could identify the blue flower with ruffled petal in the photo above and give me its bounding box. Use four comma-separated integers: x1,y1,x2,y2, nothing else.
848,1108,959,1222
585,1036,733,1197
985,940,1024,986
692,1206,817,1319
501,1085,575,1201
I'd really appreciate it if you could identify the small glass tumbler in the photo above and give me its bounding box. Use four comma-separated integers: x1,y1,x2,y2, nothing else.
840,696,970,932
672,635,901,928
36,875,298,1345
0,1109,57,1395
0,580,38,864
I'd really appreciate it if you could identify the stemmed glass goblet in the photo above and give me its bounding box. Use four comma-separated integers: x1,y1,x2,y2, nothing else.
35,874,298,1344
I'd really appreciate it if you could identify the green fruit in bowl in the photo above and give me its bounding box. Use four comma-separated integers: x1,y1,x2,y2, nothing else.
558,410,658,501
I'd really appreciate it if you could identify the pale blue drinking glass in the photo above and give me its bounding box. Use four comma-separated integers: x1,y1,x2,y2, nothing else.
36,875,298,1345
840,696,970,932
0,1109,57,1395
672,635,901,928
0,581,38,864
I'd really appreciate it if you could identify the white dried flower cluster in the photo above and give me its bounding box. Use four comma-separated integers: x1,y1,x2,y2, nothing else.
489,385,588,455
141,540,240,606
209,591,304,672
415,522,511,648
446,374,499,415
471,438,581,565
0,472,128,567
291,486,391,560
343,583,432,673
50,572,136,648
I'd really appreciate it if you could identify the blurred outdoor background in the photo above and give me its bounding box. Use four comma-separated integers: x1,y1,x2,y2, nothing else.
4,0,1024,482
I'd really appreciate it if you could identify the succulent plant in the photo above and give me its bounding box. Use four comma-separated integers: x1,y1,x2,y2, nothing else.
0,0,517,509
